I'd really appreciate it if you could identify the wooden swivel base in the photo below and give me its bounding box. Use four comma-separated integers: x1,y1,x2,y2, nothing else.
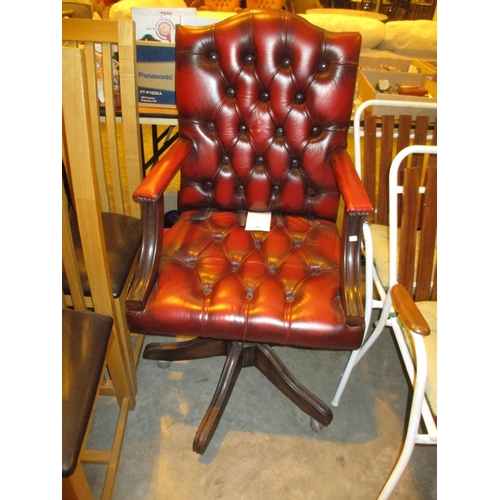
143,338,334,454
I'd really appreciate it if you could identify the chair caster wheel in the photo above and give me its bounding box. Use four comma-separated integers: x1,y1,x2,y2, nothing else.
156,360,172,369
310,418,323,433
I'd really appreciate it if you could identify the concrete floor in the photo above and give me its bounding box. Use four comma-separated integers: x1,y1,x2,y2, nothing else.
84,316,437,500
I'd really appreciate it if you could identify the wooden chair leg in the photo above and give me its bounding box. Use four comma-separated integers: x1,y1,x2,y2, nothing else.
62,463,93,500
253,344,333,427
193,342,244,454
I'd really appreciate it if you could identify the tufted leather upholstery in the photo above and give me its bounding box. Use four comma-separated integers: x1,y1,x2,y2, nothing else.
126,11,372,454
175,13,360,220
131,208,363,348
128,11,369,342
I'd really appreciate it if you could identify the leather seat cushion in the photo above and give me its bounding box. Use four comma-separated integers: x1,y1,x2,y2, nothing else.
127,208,364,349
62,210,142,298
62,309,113,477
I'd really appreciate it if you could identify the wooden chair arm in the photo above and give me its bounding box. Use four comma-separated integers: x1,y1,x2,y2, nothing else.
126,138,193,311
391,283,431,336
331,149,373,327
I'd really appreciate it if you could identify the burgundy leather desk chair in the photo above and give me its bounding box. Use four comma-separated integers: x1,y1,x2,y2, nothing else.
126,11,373,455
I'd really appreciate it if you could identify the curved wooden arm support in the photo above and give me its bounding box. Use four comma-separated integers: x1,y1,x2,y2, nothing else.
126,139,194,311
341,211,366,326
391,283,431,336
126,196,164,311
331,149,373,326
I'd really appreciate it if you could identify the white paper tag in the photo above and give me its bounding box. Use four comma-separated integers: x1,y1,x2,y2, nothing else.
245,212,272,232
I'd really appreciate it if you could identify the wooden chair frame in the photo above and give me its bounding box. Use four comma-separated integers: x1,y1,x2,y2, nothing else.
62,18,145,383
62,45,133,500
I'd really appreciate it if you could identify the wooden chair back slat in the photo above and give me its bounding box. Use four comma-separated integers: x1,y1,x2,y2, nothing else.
62,18,143,218
398,167,420,291
396,115,412,173
363,114,378,217
62,186,87,312
83,40,110,212
415,164,437,302
377,114,395,226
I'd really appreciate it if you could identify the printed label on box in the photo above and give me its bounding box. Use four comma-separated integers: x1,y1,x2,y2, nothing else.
136,42,176,107
132,7,196,42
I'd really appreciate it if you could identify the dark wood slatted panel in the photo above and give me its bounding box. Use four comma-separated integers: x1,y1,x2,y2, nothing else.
415,164,437,302
398,167,420,291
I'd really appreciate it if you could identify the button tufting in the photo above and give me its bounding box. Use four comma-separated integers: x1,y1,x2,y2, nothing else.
237,184,244,192
293,238,302,247
204,181,213,190
227,87,236,98
254,239,262,249
295,92,305,104
209,52,218,61
222,155,230,164
246,288,254,299
308,187,315,196
319,61,328,72
273,185,279,193
203,284,213,295
291,158,299,167
286,291,295,302
245,54,254,64
260,90,270,102
276,127,284,137
240,124,247,134
312,126,321,137
282,56,291,67
231,262,239,271
269,264,276,274
256,156,264,165
207,122,215,132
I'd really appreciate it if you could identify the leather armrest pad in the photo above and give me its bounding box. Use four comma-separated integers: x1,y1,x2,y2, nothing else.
331,149,373,215
134,138,194,201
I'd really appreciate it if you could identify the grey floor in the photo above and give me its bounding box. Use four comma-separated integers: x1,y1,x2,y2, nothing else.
84,315,436,500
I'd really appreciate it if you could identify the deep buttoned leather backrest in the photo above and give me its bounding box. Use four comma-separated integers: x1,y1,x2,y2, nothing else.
175,11,361,221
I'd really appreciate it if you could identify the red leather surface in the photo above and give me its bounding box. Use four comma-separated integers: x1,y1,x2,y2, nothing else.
174,12,361,221
127,12,366,349
127,209,364,349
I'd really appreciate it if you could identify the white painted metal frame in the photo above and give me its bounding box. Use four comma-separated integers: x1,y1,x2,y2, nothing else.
333,99,437,406
337,143,438,499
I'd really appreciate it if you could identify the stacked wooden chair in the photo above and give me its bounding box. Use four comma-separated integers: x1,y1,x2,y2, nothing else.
62,18,144,391
62,44,134,499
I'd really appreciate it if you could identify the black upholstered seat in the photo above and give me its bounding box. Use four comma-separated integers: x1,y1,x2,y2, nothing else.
62,309,113,478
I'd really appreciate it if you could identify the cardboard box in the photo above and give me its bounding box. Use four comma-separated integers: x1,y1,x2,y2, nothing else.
132,8,222,108
136,41,176,108
132,7,197,42
357,69,437,120
359,55,437,79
